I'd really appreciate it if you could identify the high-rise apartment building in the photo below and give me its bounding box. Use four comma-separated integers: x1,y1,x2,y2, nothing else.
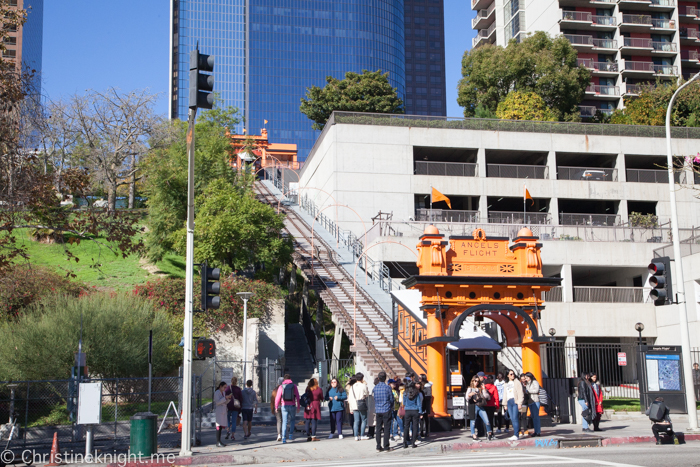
170,0,417,160
3,0,43,93
470,0,700,117
404,0,447,116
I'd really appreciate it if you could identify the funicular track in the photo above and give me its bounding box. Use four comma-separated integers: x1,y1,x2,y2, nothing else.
255,181,407,377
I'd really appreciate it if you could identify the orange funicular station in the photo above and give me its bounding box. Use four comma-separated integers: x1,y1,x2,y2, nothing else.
395,225,561,431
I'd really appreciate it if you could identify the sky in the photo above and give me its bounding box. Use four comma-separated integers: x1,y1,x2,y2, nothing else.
42,1,475,118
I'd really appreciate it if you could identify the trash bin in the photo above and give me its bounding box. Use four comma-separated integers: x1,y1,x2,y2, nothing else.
130,412,158,457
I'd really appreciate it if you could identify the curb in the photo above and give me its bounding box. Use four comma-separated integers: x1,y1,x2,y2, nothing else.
104,454,257,467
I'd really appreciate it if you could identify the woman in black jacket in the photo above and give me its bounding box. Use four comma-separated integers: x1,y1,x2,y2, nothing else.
577,373,595,432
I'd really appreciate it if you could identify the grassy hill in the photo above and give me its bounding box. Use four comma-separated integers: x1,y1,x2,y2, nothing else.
13,229,185,290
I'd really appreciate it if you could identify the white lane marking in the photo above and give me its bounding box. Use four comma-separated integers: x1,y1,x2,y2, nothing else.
532,453,643,467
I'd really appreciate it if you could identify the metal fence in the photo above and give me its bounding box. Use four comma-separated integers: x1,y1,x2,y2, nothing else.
486,164,548,179
488,211,551,225
211,360,282,404
414,161,477,177
626,168,684,184
654,234,700,259
542,343,641,399
573,286,650,303
0,377,181,449
415,208,479,223
559,213,620,226
557,166,617,181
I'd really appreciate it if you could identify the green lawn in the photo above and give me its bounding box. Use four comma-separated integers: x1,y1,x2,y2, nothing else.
603,397,700,412
13,229,185,290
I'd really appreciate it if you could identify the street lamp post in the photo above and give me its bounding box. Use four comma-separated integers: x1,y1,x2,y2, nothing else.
237,292,254,383
635,322,644,346
665,71,700,431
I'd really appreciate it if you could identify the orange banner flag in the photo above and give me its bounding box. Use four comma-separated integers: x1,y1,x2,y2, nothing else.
431,187,452,209
524,186,534,206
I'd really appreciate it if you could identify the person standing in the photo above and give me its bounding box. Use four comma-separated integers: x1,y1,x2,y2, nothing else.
693,363,700,400
577,373,595,433
275,373,300,444
241,380,258,439
402,381,423,449
484,376,500,436
326,377,347,439
419,374,433,439
348,373,370,440
523,372,541,437
519,374,531,437
214,382,231,447
494,373,509,434
505,370,524,441
303,378,323,441
389,379,402,441
225,377,243,440
372,371,394,452
466,375,492,441
590,373,604,432
271,377,284,441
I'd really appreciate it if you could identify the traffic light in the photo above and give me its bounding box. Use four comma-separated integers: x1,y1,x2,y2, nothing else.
195,338,216,359
189,48,215,109
200,260,221,311
649,256,673,306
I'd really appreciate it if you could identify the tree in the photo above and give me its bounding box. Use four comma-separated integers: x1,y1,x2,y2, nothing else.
300,70,404,130
0,293,181,380
610,80,700,127
496,91,556,121
141,106,242,262
171,178,293,278
458,31,591,121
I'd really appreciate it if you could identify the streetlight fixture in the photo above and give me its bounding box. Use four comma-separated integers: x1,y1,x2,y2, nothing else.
237,292,254,383
665,71,700,431
548,328,556,337
635,322,644,346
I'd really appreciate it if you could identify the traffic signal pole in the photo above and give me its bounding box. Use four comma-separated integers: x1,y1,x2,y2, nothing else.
665,71,700,431
180,106,197,456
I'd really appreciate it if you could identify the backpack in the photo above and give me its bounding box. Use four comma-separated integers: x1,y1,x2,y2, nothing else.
282,384,294,402
648,400,667,422
300,392,310,408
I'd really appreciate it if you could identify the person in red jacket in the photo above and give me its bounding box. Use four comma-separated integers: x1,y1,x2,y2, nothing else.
484,375,500,437
303,378,324,441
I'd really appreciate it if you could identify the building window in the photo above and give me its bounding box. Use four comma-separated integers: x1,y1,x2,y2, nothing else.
415,75,427,83
430,64,442,72
2,49,16,58
431,100,442,108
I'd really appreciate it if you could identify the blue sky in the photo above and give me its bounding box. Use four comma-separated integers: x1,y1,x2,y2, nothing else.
42,1,475,118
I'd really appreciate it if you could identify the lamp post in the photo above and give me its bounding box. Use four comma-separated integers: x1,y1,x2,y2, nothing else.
635,322,644,346
665,71,700,431
237,292,254,383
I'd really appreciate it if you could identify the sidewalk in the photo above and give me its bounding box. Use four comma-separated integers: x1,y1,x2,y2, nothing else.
32,416,700,467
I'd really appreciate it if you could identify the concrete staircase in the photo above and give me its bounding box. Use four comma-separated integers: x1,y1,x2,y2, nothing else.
284,323,317,395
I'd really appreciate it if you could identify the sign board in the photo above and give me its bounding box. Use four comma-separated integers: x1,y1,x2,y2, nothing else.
450,374,463,386
77,382,102,425
617,352,627,366
646,354,682,392
453,409,465,420
221,368,233,382
452,396,465,407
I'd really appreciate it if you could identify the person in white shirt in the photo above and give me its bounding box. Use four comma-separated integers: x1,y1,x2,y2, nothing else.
494,372,508,433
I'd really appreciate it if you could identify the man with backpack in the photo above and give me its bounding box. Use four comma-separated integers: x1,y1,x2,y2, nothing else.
646,397,679,445
275,373,300,444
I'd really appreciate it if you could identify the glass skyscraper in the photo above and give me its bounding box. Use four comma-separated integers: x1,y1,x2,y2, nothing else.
170,1,444,160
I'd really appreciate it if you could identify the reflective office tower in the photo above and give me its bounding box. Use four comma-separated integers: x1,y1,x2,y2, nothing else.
404,0,447,116
470,0,699,118
3,0,43,94
170,0,408,160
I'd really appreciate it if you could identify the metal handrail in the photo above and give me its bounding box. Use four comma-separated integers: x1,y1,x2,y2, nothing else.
577,59,618,72
651,41,677,52
680,27,699,39
591,38,617,48
622,14,652,25
682,50,699,61
415,208,479,223
486,163,548,179
679,5,697,16
414,160,478,177
626,168,684,184
591,15,616,25
586,84,620,96
653,64,678,75
488,211,552,225
573,286,651,303
562,10,591,21
557,166,617,181
559,213,620,226
624,61,654,72
651,18,672,28
564,34,593,45
623,37,652,48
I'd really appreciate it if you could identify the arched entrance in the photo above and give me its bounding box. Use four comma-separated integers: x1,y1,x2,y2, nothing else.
395,226,561,430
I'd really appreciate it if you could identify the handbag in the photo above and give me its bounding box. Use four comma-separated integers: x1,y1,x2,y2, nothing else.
353,385,368,412
233,398,241,410
398,405,405,419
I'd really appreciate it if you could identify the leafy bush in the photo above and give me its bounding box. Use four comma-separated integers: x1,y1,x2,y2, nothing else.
0,293,181,380
134,275,284,334
0,264,84,321
496,91,557,122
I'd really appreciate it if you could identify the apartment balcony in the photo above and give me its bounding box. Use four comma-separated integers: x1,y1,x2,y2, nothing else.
618,0,675,10
621,60,655,76
579,105,614,117
622,83,653,95
471,0,493,12
651,18,675,31
561,10,619,30
486,164,548,179
649,0,677,11
577,58,619,76
678,5,699,22
560,213,621,226
620,37,653,52
559,0,615,7
654,64,678,76
564,33,594,49
472,1,496,29
488,211,552,225
415,208,479,223
414,160,478,177
585,84,621,98
558,166,618,181
472,21,497,48
681,49,699,62
651,41,678,56
591,37,618,51
680,27,700,44
619,14,653,32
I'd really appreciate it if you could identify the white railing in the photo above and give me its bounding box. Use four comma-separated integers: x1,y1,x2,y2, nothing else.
415,209,480,223
573,286,651,303
626,168,684,184
543,287,562,302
